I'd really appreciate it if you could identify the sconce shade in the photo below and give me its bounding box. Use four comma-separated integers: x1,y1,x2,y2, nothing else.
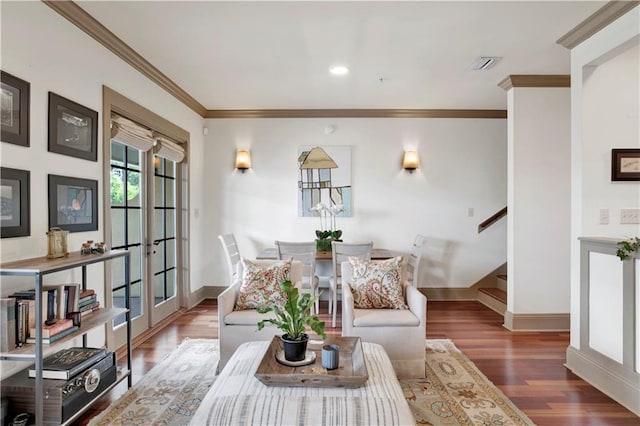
235,149,251,172
403,151,419,172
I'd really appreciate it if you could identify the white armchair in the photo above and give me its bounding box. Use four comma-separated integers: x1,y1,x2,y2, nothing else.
341,261,426,379
218,259,303,371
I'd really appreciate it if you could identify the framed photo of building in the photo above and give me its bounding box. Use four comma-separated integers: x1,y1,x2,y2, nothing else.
1,71,30,147
1,167,30,238
48,92,98,161
611,149,640,181
48,174,98,232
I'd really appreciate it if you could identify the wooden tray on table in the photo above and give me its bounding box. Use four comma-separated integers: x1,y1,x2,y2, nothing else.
254,336,368,388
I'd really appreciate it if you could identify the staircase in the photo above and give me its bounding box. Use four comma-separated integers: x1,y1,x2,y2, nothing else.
478,274,507,315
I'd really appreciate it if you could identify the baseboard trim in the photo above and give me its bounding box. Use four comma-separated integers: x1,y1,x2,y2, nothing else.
566,346,640,416
504,311,570,331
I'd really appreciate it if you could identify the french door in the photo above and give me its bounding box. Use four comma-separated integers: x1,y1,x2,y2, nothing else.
110,141,178,341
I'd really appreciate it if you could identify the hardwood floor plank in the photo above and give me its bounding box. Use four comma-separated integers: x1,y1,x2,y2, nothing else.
70,299,639,425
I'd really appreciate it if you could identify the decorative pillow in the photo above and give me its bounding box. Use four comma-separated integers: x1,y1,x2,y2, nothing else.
234,257,291,311
348,256,408,309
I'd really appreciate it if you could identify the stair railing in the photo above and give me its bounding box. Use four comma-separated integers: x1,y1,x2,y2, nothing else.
477,206,507,233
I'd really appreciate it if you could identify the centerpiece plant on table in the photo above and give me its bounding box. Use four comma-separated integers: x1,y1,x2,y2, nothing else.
310,202,344,252
257,280,326,361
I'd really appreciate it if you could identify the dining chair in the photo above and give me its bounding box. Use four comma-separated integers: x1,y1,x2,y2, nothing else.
407,234,427,287
218,234,241,286
274,241,320,315
329,241,373,328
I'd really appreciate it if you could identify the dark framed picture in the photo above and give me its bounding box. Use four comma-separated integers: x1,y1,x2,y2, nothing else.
1,167,30,238
611,149,640,181
1,71,30,147
48,92,98,161
48,174,98,233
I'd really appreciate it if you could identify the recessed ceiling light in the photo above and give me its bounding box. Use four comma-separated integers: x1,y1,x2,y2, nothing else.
329,65,349,76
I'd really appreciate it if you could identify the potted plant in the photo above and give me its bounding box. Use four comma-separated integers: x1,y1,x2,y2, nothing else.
310,203,344,252
257,280,326,361
616,237,640,260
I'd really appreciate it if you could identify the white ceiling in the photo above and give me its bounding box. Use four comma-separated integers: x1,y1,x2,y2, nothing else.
77,1,605,110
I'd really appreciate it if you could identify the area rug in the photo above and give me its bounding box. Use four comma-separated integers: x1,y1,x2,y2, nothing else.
90,339,534,426
403,340,535,425
88,338,219,426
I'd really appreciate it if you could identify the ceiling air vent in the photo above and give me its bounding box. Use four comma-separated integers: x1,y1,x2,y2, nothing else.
471,56,502,70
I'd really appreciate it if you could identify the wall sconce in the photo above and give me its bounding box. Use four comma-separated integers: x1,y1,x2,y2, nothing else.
403,151,419,173
235,149,251,173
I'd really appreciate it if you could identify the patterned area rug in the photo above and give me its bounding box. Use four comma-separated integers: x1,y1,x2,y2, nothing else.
404,340,535,425
90,339,534,426
88,339,219,426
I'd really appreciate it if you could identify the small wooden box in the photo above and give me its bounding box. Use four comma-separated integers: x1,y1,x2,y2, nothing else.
254,336,368,388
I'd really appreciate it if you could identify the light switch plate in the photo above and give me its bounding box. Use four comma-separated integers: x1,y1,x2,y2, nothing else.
599,208,609,224
620,208,640,224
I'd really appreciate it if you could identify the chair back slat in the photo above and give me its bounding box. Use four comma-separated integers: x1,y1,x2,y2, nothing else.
219,234,241,285
331,241,373,279
406,234,426,286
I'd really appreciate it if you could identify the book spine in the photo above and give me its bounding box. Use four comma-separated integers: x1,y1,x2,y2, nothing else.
66,349,108,378
26,325,78,344
0,298,16,352
29,318,73,338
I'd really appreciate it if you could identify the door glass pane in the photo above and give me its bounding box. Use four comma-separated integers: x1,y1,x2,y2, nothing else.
127,170,141,207
166,239,176,269
127,147,140,170
154,274,164,305
153,242,165,274
130,245,142,283
154,176,164,206
154,209,164,241
127,210,142,244
113,281,142,326
165,180,175,208
167,270,176,299
110,168,125,207
111,257,124,286
166,210,175,238
111,209,125,248
165,160,175,178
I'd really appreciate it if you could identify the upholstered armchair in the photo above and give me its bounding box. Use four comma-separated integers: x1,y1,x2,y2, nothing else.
218,258,303,371
341,259,426,379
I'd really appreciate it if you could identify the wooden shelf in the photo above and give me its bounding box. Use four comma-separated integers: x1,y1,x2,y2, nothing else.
0,250,129,275
0,308,128,360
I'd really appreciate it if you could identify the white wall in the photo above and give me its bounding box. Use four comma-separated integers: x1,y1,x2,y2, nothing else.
506,87,572,315
0,2,206,292
204,117,507,289
570,6,640,348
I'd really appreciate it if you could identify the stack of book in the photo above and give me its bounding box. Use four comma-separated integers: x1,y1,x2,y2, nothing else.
26,319,78,344
28,347,108,379
79,289,100,316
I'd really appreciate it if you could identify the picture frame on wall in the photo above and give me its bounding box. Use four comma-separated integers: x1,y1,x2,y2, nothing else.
48,92,98,161
1,71,30,147
48,174,98,233
611,149,640,181
1,167,30,238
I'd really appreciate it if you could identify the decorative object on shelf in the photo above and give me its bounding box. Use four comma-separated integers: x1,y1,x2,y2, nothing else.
310,203,343,252
46,227,69,259
402,150,420,173
1,71,30,147
93,241,107,253
611,148,640,181
235,149,251,173
80,241,92,255
0,167,30,238
48,174,98,233
257,280,325,362
48,92,98,161
80,240,108,255
616,237,639,260
322,344,340,370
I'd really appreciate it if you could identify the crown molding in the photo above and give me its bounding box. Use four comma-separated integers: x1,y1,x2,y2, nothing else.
557,1,640,49
498,75,570,90
42,0,207,117
204,109,507,119
45,1,507,120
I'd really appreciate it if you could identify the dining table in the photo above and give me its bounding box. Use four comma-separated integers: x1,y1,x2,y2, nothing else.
256,247,394,261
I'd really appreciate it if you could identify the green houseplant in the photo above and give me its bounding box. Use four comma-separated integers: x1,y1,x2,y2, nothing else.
616,237,640,261
257,280,326,361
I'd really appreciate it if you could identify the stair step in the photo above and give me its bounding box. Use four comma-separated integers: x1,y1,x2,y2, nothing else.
478,287,507,304
497,274,507,281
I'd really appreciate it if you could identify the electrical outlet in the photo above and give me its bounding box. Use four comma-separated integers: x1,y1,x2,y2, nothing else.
620,208,640,224
599,208,609,224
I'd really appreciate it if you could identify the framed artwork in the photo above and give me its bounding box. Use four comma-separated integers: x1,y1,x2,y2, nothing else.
48,174,98,233
611,149,640,181
48,92,98,161
1,71,30,147
297,145,352,217
0,167,30,238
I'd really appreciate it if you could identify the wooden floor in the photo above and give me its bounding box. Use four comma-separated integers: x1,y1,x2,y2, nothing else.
74,299,639,425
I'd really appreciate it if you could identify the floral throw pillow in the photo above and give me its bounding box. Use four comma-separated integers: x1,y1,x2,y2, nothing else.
348,256,408,310
234,258,291,310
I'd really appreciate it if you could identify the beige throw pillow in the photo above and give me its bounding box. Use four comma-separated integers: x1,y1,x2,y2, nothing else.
348,256,408,309
234,257,291,310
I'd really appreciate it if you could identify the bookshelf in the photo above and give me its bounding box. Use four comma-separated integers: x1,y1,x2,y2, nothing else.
0,250,132,425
